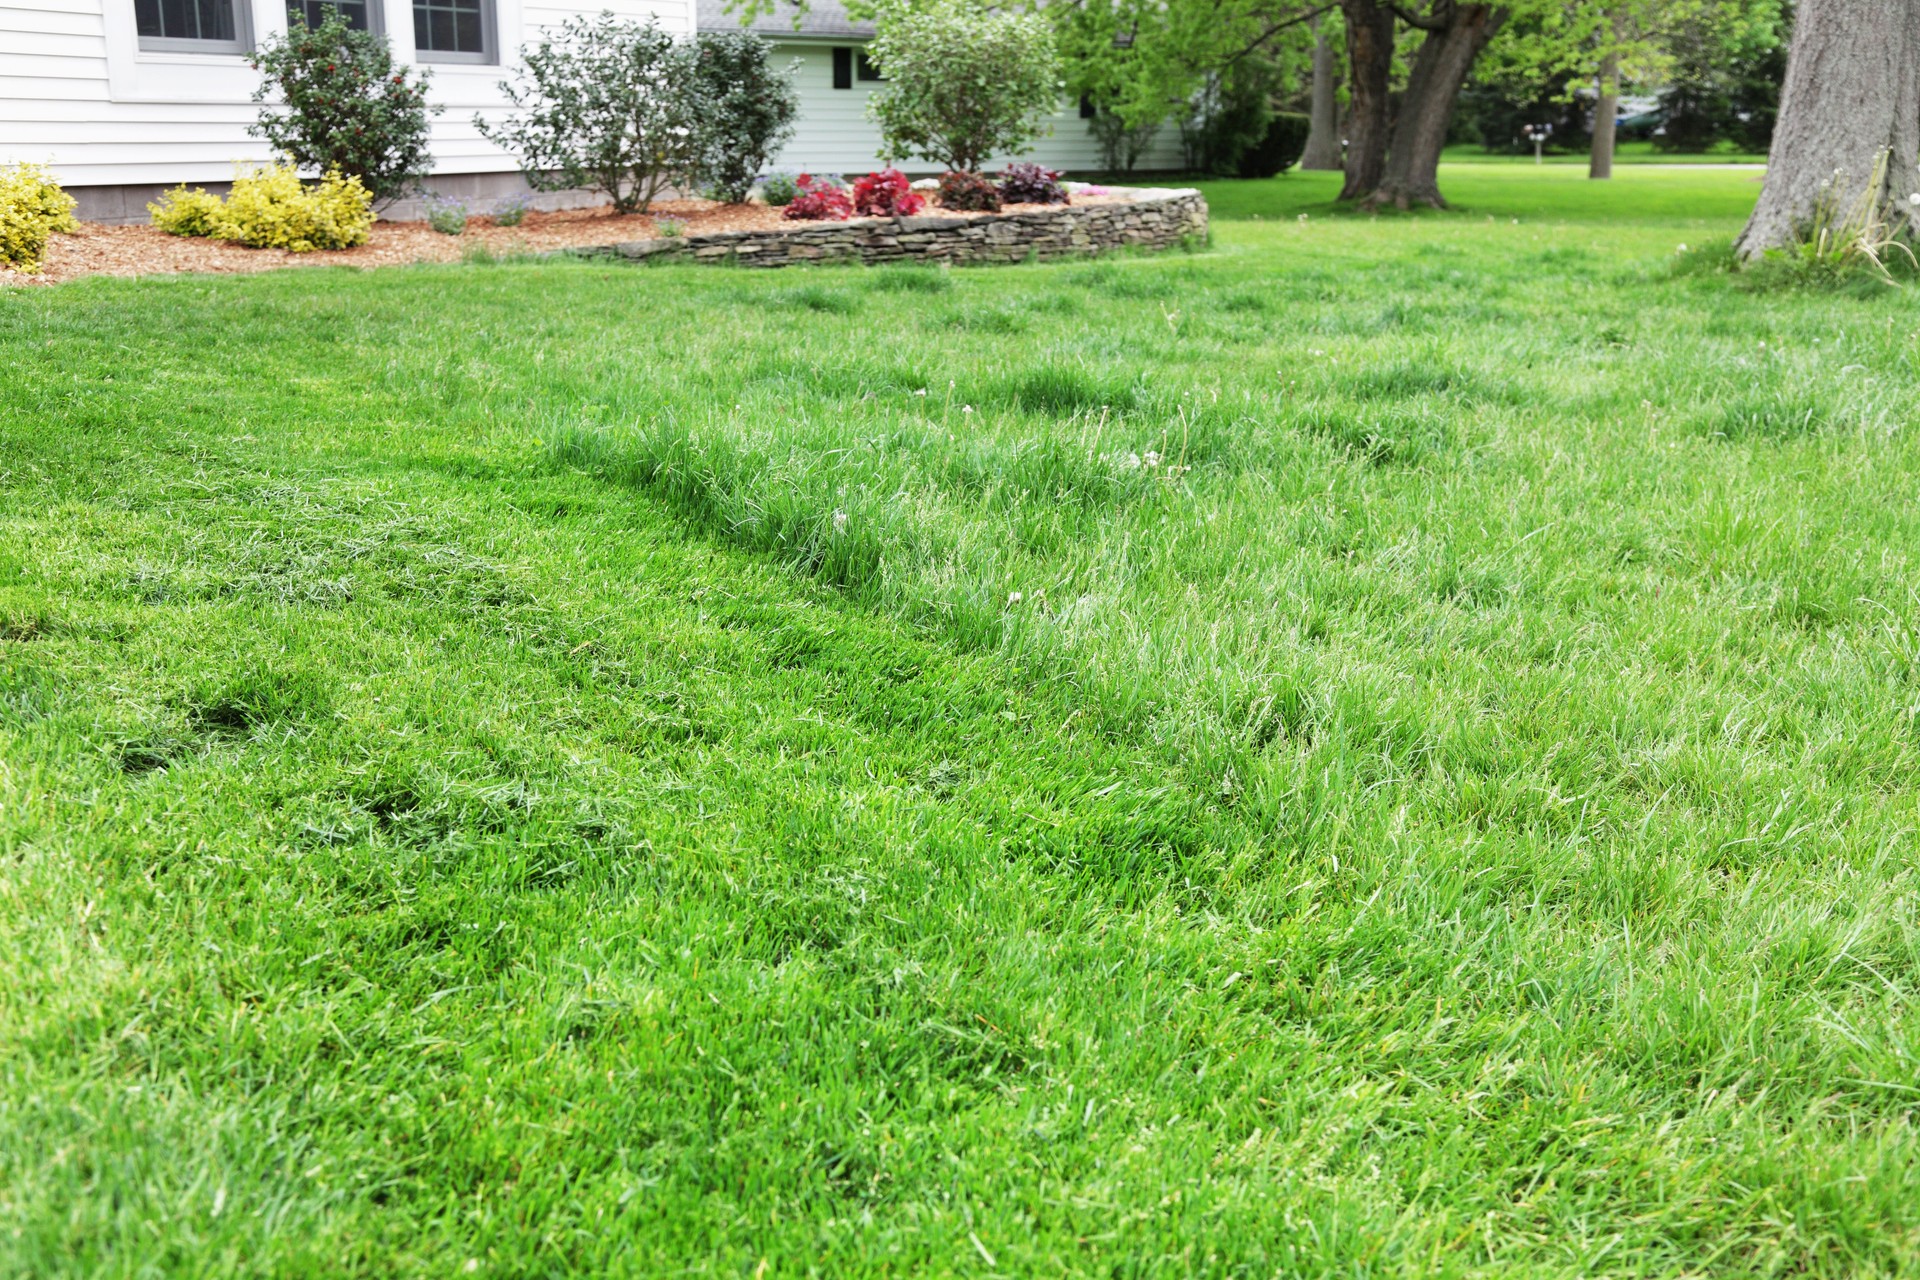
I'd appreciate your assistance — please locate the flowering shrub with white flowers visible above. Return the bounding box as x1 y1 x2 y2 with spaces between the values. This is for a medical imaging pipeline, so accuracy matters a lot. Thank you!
479 15 702 215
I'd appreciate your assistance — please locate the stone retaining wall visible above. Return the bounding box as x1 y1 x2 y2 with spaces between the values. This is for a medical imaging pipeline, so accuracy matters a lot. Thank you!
558 187 1207 269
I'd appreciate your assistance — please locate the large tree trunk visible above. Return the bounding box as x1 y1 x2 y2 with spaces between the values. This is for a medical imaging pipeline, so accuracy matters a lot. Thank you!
1589 48 1619 180
1301 13 1343 170
1363 4 1506 209
1737 0 1920 258
1338 0 1395 199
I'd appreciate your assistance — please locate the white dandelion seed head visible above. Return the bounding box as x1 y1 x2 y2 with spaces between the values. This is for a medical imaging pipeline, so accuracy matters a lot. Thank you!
1007 591 1023 605
1143 449 1162 469
832 509 848 533
962 405 973 414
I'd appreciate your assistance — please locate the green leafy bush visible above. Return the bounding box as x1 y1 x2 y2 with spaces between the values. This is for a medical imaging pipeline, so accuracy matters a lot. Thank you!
149 165 373 252
868 0 1063 173
424 193 467 235
248 6 438 205
1181 63 1274 176
147 185 224 238
761 171 801 206
690 31 798 204
1237 111 1310 179
491 192 531 226
0 163 79 274
479 14 699 215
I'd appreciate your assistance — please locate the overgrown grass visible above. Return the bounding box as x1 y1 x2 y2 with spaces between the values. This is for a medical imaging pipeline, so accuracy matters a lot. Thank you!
4 165 1920 1277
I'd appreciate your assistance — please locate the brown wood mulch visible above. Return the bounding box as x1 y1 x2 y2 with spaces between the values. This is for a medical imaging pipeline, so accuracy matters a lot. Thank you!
3 193 1130 286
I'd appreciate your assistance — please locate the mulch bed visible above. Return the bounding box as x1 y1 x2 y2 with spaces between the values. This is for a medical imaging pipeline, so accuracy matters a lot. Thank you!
4 194 1129 286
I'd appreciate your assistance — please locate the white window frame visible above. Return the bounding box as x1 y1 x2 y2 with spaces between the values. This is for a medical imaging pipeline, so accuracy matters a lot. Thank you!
108 0 283 103
409 0 496 64
135 0 254 55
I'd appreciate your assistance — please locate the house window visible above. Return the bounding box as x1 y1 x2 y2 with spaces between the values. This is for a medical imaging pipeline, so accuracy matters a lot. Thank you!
135 0 250 53
288 0 378 31
832 46 852 89
856 50 882 81
413 0 492 62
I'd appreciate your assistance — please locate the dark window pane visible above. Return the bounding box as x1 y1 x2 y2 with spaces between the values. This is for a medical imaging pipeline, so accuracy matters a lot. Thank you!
288 0 373 30
199 0 234 39
139 0 240 42
414 0 485 53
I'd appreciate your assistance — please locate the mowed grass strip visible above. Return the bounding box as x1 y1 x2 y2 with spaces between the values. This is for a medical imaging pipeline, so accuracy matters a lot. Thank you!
2 166 1919 1277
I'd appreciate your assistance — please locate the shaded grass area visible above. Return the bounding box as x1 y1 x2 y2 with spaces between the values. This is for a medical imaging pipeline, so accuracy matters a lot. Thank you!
4 166 1920 1276
1197 160 1768 223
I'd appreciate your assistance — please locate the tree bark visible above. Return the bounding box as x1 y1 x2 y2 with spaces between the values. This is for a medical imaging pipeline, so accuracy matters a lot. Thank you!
1337 0 1395 199
1301 13 1343 170
1737 0 1920 258
1362 4 1506 209
1589 48 1619 180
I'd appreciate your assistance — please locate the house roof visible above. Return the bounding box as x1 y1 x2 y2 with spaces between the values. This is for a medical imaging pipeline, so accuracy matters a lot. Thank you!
694 0 875 40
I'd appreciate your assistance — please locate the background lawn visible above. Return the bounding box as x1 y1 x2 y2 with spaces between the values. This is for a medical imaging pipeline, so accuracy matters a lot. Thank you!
4 164 1918 1278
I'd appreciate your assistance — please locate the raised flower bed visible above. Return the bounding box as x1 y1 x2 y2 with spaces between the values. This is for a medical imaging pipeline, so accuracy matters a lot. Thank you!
559 185 1208 269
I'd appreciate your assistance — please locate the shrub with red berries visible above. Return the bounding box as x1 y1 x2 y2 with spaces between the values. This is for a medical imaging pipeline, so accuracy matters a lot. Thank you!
248 7 439 205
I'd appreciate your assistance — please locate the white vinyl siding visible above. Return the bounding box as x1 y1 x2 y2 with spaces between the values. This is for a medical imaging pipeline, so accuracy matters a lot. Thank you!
0 0 696 189
767 41 1185 177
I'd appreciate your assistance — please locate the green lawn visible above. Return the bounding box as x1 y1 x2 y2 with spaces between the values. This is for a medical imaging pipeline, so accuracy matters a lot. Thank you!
1441 139 1770 166
4 165 1919 1278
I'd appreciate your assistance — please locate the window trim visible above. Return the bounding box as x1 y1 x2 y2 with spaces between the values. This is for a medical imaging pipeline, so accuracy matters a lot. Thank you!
136 0 253 55
412 0 495 64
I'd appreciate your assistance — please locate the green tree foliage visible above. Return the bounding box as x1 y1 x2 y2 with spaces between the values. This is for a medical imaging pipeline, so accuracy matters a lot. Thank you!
1057 0 1315 148
248 5 439 205
867 0 1064 173
1478 0 1786 139
690 31 799 204
478 14 700 214
1654 1 1789 151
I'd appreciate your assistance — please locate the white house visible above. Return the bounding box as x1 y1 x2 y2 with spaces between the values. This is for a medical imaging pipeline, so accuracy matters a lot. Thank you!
691 0 1183 178
1 0 1176 224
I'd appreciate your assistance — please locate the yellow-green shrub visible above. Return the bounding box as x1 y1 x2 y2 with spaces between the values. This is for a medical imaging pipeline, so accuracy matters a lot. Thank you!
0 164 80 274
148 165 374 253
148 185 225 238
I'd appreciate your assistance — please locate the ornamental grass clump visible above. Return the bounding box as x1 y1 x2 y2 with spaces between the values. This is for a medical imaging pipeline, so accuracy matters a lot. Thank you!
149 165 374 252
0 163 79 274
